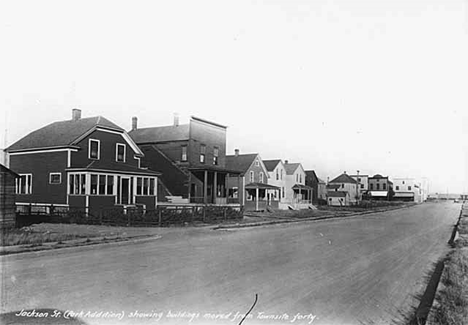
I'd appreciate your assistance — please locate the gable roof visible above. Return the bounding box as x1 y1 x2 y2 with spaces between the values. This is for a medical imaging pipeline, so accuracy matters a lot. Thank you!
305 170 319 181
263 159 282 172
284 163 301 175
329 173 357 184
6 116 123 152
225 154 259 173
129 124 190 144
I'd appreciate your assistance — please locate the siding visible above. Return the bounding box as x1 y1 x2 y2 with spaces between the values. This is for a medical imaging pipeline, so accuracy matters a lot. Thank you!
188 119 227 168
0 171 17 228
9 151 68 204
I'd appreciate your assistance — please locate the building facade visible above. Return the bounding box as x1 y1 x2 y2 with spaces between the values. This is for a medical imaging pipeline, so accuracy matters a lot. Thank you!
129 115 241 205
5 109 160 216
284 161 312 209
327 173 359 206
367 174 393 200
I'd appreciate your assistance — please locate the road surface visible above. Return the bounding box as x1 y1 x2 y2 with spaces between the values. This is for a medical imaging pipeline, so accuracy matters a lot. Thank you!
1 202 460 325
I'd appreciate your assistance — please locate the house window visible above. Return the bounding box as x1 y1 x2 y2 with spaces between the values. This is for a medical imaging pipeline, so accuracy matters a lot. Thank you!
396 186 399 190
376 184 380 190
276 170 279 180
260 172 264 183
357 178 361 182
116 143 126 162
91 175 98 194
107 176 114 195
136 177 156 196
69 174 86 195
403 181 405 184
361 184 364 189
383 183 387 190
300 174 302 183
281 169 283 180
255 160 259 167
89 139 100 160
342 184 344 188
181 145 187 162
282 187 285 198
49 173 61 184
370 184 374 190
200 145 206 163
99 175 106 194
213 147 219 165
250 171 254 183
408 186 412 191
16 174 32 194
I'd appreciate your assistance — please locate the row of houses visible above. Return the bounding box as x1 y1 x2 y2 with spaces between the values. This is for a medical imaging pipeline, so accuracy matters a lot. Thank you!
1 110 430 223
2 110 330 220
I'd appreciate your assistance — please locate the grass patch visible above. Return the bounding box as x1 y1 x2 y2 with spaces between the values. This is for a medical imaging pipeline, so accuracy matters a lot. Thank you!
1 227 89 246
431 248 468 325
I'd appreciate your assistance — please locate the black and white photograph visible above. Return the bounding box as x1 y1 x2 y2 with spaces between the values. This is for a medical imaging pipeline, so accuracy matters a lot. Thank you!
1 1 468 324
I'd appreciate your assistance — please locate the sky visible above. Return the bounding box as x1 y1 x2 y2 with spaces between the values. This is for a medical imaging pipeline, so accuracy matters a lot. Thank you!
1 0 467 194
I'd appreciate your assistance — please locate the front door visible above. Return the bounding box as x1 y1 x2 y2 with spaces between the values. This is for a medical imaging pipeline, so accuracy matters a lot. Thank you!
121 177 130 205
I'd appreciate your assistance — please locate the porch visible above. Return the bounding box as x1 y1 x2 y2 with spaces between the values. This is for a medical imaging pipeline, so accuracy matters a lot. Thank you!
188 167 242 205
244 183 280 211
292 184 313 204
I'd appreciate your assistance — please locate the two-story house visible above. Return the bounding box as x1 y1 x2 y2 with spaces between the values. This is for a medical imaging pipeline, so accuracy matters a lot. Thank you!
284 161 312 209
129 115 241 205
327 173 359 206
350 173 369 196
368 174 393 200
304 170 320 204
263 159 287 203
5 109 160 216
225 151 279 211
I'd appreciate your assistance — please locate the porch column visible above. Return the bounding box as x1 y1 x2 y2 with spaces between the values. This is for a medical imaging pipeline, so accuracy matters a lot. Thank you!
237 175 242 205
204 170 208 204
256 188 259 211
214 171 218 203
226 173 230 203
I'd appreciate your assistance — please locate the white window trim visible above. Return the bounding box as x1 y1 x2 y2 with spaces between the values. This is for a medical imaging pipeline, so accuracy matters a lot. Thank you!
115 143 126 162
134 156 141 168
49 172 62 184
88 139 101 160
16 173 33 194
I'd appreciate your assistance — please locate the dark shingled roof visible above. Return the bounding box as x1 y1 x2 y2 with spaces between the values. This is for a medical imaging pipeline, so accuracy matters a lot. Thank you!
263 159 282 172
128 124 190 144
329 173 358 184
225 154 258 173
284 163 301 175
7 116 122 152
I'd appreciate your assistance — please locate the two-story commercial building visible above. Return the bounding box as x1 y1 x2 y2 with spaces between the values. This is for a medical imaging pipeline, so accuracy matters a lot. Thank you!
129 115 241 205
5 109 160 216
368 174 393 200
392 177 425 202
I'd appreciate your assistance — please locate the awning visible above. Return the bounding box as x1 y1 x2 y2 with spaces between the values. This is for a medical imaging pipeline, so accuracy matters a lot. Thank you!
245 182 280 190
369 191 388 197
393 192 414 198
292 184 312 190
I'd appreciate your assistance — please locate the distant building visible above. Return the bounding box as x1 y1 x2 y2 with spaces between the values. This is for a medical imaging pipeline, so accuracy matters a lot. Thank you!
350 174 368 195
392 177 425 202
304 170 320 204
317 178 327 202
263 159 287 204
327 173 359 206
284 161 313 209
368 174 393 201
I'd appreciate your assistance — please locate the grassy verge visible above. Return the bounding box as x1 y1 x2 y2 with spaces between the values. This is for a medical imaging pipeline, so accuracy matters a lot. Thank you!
1 227 90 246
430 206 468 325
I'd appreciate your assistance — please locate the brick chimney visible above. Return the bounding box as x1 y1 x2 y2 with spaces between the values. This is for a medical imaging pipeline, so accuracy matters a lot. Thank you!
174 113 179 127
234 149 239 157
72 108 81 121
285 160 289 164
132 117 138 131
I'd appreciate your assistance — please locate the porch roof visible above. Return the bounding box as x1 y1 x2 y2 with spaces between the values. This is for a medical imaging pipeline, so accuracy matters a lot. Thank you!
188 166 242 175
292 184 313 190
67 160 161 176
245 182 280 190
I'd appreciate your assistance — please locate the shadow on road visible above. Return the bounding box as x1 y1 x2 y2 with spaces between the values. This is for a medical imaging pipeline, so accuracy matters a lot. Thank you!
0 309 87 325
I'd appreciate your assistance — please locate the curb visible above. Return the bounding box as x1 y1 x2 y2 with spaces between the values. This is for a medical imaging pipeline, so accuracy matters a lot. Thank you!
0 234 162 256
213 204 412 230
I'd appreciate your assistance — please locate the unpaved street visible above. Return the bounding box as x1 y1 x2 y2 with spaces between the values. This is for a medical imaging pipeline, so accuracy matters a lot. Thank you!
1 202 460 325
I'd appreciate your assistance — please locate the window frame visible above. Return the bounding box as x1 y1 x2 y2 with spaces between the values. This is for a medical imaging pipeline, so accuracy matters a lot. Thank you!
16 173 33 194
115 143 126 162
213 147 219 165
88 139 101 160
49 172 62 185
200 144 206 164
181 145 188 162
250 171 254 183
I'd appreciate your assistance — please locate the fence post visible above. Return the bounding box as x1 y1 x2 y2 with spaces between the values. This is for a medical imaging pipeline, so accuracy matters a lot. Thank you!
224 207 227 221
158 208 162 227
191 207 194 224
203 205 206 222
